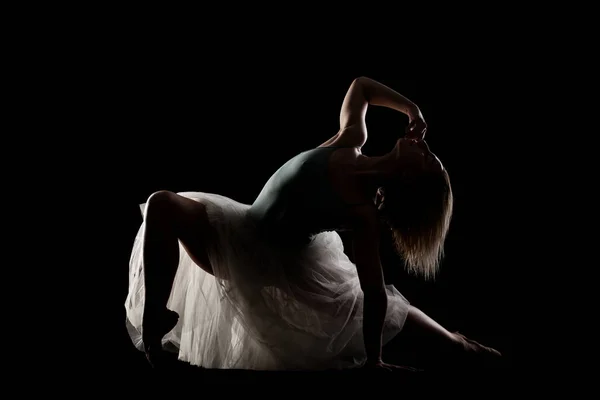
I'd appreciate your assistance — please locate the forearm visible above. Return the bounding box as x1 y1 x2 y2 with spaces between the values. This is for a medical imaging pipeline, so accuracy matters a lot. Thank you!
357 77 420 119
362 289 388 362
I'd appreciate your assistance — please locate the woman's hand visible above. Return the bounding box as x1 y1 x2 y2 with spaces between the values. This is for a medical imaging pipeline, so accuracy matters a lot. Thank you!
362 360 422 372
405 109 427 140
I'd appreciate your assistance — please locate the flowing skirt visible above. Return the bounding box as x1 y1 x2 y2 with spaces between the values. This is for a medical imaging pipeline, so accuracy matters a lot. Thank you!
125 192 410 370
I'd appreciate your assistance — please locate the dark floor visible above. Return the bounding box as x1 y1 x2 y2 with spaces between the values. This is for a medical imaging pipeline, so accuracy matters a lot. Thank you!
111 332 511 388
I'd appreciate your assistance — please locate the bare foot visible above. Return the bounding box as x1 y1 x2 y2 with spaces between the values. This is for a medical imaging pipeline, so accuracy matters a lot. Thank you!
454 332 501 356
142 309 179 367
451 332 502 368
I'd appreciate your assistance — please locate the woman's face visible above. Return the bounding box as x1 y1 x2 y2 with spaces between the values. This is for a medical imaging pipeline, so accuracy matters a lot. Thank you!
396 138 443 172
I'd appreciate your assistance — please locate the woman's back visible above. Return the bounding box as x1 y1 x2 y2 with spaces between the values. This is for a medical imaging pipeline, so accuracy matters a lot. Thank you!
248 146 353 243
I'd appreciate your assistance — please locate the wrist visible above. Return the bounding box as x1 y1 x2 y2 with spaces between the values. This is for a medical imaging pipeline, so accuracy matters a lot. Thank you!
406 105 421 120
365 357 382 366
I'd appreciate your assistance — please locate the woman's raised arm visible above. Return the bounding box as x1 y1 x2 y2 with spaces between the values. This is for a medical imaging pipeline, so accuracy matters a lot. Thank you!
339 77 427 141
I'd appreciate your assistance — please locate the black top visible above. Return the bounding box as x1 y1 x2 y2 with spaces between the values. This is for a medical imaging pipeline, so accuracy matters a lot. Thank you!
248 146 367 244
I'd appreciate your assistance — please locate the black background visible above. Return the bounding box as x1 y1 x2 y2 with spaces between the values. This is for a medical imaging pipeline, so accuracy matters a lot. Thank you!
70 34 515 382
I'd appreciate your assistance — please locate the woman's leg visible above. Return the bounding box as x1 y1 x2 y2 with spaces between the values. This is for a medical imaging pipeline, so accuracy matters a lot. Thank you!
141 190 215 362
384 305 501 369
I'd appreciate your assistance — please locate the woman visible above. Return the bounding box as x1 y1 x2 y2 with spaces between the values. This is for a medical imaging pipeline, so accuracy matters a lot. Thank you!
125 77 501 371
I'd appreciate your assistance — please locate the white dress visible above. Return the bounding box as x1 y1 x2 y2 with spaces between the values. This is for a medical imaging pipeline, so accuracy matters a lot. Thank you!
125 191 410 370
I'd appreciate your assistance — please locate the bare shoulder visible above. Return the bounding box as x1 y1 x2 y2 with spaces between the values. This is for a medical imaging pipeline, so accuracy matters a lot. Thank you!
319 128 366 149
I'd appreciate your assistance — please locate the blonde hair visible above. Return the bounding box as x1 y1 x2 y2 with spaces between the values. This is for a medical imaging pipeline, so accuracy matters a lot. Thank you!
380 168 453 280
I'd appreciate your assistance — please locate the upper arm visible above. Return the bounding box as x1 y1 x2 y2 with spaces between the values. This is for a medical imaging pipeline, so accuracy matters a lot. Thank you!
338 78 368 147
352 207 385 293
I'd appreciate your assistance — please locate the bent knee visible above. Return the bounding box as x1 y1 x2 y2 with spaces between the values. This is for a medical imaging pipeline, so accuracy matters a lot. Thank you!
147 190 177 203
146 190 178 208
143 190 179 219
145 191 210 229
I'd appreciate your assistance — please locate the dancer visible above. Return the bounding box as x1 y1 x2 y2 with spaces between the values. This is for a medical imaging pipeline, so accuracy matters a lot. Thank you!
125 76 501 371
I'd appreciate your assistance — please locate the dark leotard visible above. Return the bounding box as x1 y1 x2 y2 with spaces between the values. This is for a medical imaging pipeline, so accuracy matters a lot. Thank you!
248 146 367 245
